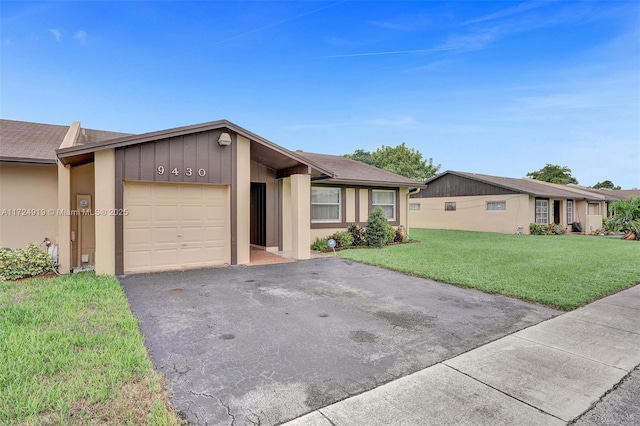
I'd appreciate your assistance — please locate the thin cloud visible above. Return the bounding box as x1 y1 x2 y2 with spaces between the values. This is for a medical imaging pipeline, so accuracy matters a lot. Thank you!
364 116 417 127
49 28 61 41
326 48 435 58
74 30 88 44
462 1 546 26
285 121 353 131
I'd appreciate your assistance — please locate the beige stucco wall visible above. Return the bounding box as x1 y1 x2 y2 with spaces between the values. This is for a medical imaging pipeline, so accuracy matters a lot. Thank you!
281 177 292 252
409 194 532 234
345 188 356 223
236 135 251 265
290 174 311 260
94 150 115 275
57 163 71 273
358 188 368 222
0 164 58 249
70 163 96 268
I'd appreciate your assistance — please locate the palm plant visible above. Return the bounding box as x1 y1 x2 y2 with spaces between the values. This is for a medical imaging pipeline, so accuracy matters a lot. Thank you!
606 197 640 239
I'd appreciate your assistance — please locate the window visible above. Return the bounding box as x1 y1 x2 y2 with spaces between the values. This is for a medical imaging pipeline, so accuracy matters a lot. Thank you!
535 199 549 224
311 187 341 223
409 203 421 211
567 200 573 223
372 189 396 220
486 201 506 211
445 202 456 211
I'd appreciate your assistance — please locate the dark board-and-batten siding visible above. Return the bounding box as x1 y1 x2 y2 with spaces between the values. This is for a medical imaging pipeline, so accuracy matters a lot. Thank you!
412 174 519 198
120 130 233 184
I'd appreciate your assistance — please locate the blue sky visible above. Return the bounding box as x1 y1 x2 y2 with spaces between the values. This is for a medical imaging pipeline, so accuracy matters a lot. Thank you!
2 1 639 188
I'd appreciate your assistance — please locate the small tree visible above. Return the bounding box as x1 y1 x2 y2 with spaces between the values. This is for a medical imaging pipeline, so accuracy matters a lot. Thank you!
365 207 389 248
593 180 621 190
526 164 578 184
344 149 375 166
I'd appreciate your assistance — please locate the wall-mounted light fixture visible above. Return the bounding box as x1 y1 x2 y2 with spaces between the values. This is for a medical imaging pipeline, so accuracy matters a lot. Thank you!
218 132 232 146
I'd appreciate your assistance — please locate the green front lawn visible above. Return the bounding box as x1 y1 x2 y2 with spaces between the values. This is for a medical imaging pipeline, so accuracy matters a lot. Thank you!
338 229 640 310
0 273 181 425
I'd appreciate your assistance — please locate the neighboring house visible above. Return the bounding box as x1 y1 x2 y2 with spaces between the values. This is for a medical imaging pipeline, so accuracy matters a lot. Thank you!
572 186 640 217
0 119 422 276
409 171 609 235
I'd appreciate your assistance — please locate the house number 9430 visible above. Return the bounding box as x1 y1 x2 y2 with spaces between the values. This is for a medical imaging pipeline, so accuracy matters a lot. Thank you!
157 166 206 177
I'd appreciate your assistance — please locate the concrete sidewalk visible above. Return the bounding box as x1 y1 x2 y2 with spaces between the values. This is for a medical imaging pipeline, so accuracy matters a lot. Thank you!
284 285 640 426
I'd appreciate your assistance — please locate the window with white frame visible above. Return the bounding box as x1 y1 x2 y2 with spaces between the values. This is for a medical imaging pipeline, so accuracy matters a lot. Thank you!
486 201 506 211
445 202 456 211
372 189 396 220
311 187 341 223
535 199 549 224
409 203 421 211
567 200 573 223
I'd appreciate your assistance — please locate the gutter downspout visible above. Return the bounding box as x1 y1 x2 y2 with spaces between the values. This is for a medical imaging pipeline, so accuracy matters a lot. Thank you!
405 187 422 240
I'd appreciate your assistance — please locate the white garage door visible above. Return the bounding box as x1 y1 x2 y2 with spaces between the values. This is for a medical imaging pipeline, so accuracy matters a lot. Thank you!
124 181 229 273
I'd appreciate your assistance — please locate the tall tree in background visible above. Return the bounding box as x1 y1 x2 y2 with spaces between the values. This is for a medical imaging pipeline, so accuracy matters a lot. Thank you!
345 143 440 181
344 149 375 165
526 164 578 184
593 180 621 190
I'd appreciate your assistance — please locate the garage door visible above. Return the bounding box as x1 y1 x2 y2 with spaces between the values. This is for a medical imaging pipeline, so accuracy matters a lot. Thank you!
124 181 229 273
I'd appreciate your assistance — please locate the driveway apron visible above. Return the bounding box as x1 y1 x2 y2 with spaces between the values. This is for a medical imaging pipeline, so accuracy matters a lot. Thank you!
120 258 559 425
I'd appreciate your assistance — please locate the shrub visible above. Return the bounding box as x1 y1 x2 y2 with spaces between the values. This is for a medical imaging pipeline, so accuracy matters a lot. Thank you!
607 197 640 238
385 224 396 244
394 227 405 243
347 223 366 246
310 237 329 251
0 243 53 281
365 207 389 248
331 230 354 248
529 223 565 235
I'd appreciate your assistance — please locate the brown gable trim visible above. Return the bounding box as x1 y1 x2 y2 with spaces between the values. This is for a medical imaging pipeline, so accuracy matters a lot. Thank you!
56 119 335 178
423 170 604 201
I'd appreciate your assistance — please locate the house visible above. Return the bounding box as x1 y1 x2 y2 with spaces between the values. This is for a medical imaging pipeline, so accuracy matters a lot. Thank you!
409 171 609 235
0 119 422 276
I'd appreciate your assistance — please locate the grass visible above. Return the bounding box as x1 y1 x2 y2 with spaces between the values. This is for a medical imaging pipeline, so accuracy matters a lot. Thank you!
0 273 182 425
338 229 640 310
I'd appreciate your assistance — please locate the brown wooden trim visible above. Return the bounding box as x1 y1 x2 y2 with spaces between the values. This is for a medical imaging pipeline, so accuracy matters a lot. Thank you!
309 186 371 230
114 148 124 275
277 164 311 179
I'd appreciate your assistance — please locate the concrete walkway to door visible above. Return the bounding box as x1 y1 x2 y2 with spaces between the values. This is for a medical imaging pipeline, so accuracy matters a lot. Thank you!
285 284 640 426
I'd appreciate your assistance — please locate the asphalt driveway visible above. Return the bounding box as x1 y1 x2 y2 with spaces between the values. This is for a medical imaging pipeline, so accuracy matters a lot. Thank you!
120 258 559 425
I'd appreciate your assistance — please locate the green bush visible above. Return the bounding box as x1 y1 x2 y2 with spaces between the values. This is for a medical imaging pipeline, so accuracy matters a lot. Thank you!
347 223 366 246
529 223 565 235
311 237 329 251
385 224 396 244
331 230 354 248
0 243 53 281
365 207 389 248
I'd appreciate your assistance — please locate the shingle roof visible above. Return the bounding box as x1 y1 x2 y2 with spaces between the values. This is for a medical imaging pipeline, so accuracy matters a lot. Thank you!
575 187 640 200
0 119 70 163
435 171 605 200
0 119 130 163
295 151 424 187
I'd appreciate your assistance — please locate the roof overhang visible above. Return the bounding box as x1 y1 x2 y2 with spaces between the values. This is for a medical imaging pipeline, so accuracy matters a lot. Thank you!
311 177 426 189
0 156 56 166
55 119 335 178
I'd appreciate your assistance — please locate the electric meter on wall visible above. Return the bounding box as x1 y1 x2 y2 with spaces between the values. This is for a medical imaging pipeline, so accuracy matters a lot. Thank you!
76 195 92 211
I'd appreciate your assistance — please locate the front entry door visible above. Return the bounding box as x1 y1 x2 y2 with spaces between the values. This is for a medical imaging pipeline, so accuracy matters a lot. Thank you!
250 183 266 246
